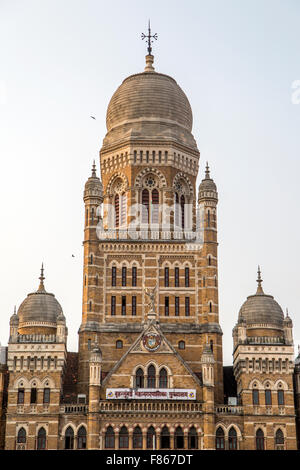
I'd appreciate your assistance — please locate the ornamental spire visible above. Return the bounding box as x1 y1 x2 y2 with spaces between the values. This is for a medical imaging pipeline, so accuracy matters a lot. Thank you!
205 162 210 179
142 20 157 72
256 265 264 294
38 263 46 292
92 160 97 177
141 20 158 55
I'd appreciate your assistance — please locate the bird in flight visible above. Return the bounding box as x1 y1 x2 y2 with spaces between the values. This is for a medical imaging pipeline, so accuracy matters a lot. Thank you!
90 116 96 120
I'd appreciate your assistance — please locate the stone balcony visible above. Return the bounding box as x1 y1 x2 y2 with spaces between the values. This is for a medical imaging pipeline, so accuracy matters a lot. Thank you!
215 405 244 415
99 400 202 414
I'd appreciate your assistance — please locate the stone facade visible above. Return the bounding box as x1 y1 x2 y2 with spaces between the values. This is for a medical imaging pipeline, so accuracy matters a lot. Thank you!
0 52 299 451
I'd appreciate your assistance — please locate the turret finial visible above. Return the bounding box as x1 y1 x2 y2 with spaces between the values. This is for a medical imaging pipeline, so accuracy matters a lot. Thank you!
205 162 210 179
256 265 264 294
38 263 46 292
92 160 97 177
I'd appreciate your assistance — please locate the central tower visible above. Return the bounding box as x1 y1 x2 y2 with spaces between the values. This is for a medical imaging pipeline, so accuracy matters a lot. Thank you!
78 50 224 404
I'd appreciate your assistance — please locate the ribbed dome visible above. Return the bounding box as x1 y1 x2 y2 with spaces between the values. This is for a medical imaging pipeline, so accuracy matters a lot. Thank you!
102 56 198 151
17 266 63 326
238 293 284 327
238 269 284 327
18 291 62 325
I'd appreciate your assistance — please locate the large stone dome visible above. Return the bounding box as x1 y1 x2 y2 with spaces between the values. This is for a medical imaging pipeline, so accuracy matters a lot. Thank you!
102 55 198 151
17 266 63 330
238 293 284 327
238 269 284 327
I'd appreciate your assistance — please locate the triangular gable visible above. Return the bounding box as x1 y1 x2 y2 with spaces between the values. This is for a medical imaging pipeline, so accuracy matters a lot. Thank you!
102 320 201 388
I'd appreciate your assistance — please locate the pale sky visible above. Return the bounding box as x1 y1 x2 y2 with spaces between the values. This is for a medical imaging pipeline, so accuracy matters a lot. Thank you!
0 0 299 365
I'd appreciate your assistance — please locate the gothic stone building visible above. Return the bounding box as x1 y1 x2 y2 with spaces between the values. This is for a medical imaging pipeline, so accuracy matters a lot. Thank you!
0 52 300 451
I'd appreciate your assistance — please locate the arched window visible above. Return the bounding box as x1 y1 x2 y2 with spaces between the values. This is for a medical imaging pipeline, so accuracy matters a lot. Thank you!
147 365 156 388
17 427 26 444
252 389 259 405
209 302 212 313
160 426 170 449
178 340 185 350
95 275 98 286
275 429 284 450
30 388 37 404
159 368 168 388
115 194 120 228
105 426 115 449
256 429 264 450
265 389 272 405
216 427 225 450
185 267 189 287
43 388 50 404
151 189 159 224
77 426 87 449
135 368 144 388
208 256 211 266
37 427 47 450
175 193 180 229
207 210 210 227
142 189 149 224
180 195 185 229
175 426 184 449
17 388 24 404
164 267 169 287
120 192 127 226
111 266 116 286
278 389 284 405
228 427 237 450
188 427 198 449
133 426 143 449
116 340 123 349
147 426 156 449
119 426 129 449
65 426 74 450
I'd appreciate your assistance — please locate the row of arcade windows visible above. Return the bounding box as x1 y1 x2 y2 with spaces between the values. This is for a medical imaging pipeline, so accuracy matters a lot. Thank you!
105 425 198 449
164 267 190 287
135 366 168 388
252 389 285 406
113 191 188 229
216 427 285 450
16 426 87 450
110 296 190 316
111 266 137 287
17 388 50 404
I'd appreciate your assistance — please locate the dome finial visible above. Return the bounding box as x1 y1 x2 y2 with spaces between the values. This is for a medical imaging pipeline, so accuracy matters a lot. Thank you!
141 20 157 72
92 160 97 177
205 162 210 179
256 265 264 294
38 263 46 292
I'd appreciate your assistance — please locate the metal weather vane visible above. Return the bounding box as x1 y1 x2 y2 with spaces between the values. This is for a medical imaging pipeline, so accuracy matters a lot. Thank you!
141 20 158 55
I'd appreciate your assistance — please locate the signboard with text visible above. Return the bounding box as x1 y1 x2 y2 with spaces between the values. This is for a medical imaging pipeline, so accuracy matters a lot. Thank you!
106 388 196 400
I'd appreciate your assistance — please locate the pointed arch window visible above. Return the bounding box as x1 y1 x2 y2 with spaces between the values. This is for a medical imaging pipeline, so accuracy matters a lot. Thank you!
216 427 225 450
133 426 143 449
105 426 115 449
65 426 74 450
77 426 87 449
175 426 184 449
256 429 264 450
17 427 26 444
164 267 169 287
180 195 185 229
17 388 24 404
175 193 180 229
159 368 168 388
278 390 284 405
161 426 170 449
120 192 127 226
147 365 156 388
228 427 237 450
185 267 190 287
142 189 149 224
37 428 47 450
151 189 159 224
147 426 156 449
119 426 129 449
188 427 198 449
43 388 50 404
135 368 144 388
114 194 119 228
275 429 284 450
265 389 272 405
